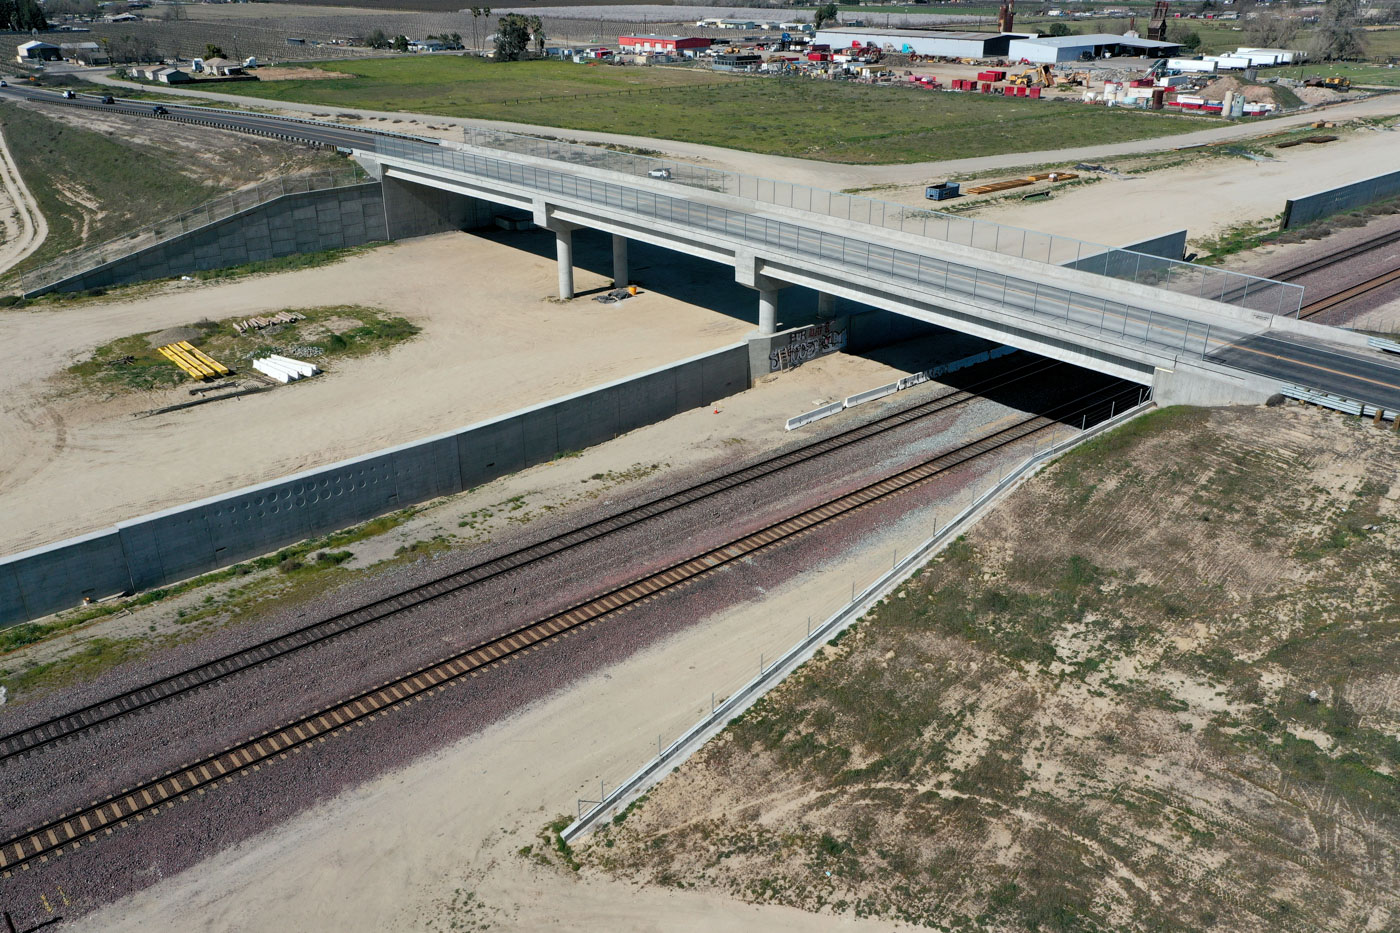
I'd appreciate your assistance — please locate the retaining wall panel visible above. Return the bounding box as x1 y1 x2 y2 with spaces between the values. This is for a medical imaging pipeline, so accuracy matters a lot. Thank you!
618 370 678 432
1 532 132 625
554 392 620 453
390 436 462 504
456 416 526 489
520 408 562 467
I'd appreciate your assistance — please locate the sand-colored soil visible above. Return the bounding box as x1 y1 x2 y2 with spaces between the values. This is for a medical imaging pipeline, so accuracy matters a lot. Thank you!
927 123 1400 247
0 231 758 554
0 123 46 275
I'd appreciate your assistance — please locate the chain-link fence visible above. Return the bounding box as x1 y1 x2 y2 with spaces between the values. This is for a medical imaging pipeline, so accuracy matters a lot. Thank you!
459 126 1303 317
19 170 365 295
380 135 1254 359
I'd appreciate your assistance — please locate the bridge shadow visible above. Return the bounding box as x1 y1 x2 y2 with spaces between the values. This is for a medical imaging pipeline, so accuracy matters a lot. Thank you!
469 224 1141 429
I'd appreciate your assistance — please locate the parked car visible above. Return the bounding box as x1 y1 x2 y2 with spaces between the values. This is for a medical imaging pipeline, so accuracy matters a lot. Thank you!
647 168 673 180
152 105 168 115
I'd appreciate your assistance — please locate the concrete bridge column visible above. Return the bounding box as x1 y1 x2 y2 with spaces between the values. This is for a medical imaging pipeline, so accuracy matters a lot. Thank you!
758 284 780 336
611 234 629 287
555 226 575 300
817 292 837 319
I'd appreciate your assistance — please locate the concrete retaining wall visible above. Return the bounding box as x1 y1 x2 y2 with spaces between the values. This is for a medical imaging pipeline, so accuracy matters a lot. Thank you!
38 183 389 295
1282 169 1400 230
0 343 752 627
36 179 503 296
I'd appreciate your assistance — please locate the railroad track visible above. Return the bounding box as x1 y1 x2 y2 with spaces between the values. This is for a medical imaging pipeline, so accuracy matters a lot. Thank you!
1272 227 1400 284
1300 266 1400 320
0 383 1141 876
0 357 1066 765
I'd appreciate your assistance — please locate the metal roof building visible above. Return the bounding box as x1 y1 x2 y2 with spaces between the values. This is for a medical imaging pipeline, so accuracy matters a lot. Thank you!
1007 33 1181 63
814 28 1017 59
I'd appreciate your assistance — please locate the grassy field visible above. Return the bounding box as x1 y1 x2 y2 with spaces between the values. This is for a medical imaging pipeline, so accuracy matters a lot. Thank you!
225 59 1214 163
224 55 734 112
0 101 348 275
0 104 217 271
586 404 1400 931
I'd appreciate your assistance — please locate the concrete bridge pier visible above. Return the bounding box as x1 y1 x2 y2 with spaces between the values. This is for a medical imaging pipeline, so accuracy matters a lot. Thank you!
612 234 629 287
757 284 781 336
817 292 837 319
554 226 575 299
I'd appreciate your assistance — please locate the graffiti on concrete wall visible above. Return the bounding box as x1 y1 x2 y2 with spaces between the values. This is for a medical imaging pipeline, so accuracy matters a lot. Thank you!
770 320 847 372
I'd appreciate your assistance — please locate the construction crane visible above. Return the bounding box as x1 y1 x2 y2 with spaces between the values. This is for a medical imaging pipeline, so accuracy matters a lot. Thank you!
1147 1 1170 42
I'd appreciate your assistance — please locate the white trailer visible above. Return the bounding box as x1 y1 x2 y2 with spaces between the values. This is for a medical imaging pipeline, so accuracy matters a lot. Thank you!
1168 57 1216 73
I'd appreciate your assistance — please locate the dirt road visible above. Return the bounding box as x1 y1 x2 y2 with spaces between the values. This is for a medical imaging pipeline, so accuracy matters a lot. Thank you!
0 121 47 277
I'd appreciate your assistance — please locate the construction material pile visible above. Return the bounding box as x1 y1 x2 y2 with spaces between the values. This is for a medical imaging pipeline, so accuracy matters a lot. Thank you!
233 311 305 334
1199 76 1280 104
252 354 320 384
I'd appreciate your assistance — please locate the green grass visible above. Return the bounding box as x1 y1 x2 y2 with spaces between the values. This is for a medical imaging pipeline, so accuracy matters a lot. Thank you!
1276 61 1400 88
221 55 733 113
0 102 218 271
67 304 420 394
222 59 1215 163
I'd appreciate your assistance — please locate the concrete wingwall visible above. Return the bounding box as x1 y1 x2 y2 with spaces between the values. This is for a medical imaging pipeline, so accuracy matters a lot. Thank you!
0 343 751 628
29 181 500 296
1282 169 1400 230
36 183 389 296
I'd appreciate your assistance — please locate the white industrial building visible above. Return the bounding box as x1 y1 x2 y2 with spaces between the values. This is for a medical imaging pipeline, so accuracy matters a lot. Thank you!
814 27 1016 59
1007 33 1181 63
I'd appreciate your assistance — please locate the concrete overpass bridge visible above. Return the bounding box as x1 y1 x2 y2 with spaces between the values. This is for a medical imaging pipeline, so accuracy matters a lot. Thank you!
357 130 1400 411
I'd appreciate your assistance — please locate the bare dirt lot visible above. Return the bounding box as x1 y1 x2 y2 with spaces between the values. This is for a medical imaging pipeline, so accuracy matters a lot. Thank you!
584 404 1400 932
0 230 763 555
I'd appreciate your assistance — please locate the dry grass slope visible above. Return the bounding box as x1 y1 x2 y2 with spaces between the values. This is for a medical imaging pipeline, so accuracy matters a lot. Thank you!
585 404 1400 932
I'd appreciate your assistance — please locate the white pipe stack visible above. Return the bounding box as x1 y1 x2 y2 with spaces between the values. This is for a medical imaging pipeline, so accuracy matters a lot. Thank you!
252 355 320 384
267 354 319 378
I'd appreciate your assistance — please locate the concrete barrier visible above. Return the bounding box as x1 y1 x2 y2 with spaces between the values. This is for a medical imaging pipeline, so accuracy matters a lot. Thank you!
1282 169 1400 230
0 343 751 627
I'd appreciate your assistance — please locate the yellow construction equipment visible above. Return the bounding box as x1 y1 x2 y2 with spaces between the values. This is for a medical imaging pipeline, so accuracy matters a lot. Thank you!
1008 64 1054 87
157 341 230 381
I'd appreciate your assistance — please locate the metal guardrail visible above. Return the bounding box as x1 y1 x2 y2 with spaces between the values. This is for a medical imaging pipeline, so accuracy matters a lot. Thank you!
460 126 1303 317
19 170 365 294
560 392 1156 843
1280 383 1398 421
1368 336 1400 355
377 136 1246 367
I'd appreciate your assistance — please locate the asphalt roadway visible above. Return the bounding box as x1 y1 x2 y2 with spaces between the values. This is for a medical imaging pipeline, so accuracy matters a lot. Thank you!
7 83 1400 411
1208 333 1400 411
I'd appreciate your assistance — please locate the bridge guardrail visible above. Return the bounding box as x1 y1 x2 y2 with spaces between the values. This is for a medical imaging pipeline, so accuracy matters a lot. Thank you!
460 126 1303 318
377 135 1245 367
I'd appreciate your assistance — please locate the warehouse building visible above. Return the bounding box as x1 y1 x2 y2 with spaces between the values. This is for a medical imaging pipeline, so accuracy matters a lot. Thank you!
1007 33 1181 63
618 35 712 55
814 27 1017 59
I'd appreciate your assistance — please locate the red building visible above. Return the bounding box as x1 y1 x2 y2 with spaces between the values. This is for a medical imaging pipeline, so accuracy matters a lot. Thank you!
617 35 712 55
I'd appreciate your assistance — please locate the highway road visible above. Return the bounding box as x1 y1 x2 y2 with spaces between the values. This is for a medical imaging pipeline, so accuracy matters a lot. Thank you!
8 82 1400 412
0 82 422 150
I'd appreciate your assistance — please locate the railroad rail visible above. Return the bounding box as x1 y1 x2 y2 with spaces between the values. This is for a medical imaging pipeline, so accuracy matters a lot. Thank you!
1300 266 1400 320
0 357 1065 765
0 382 1141 876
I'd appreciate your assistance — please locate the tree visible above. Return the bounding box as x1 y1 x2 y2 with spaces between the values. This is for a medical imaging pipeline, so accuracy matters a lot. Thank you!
812 2 840 29
1169 23 1202 50
391 34 410 53
529 15 545 55
1310 0 1366 60
1244 12 1298 49
6 0 48 31
204 43 224 59
469 7 492 50
494 13 531 61
1047 22 1073 37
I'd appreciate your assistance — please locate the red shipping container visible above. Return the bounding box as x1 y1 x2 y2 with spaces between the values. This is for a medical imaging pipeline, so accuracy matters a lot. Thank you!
1028 86 1041 98
981 82 992 93
987 69 1006 81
